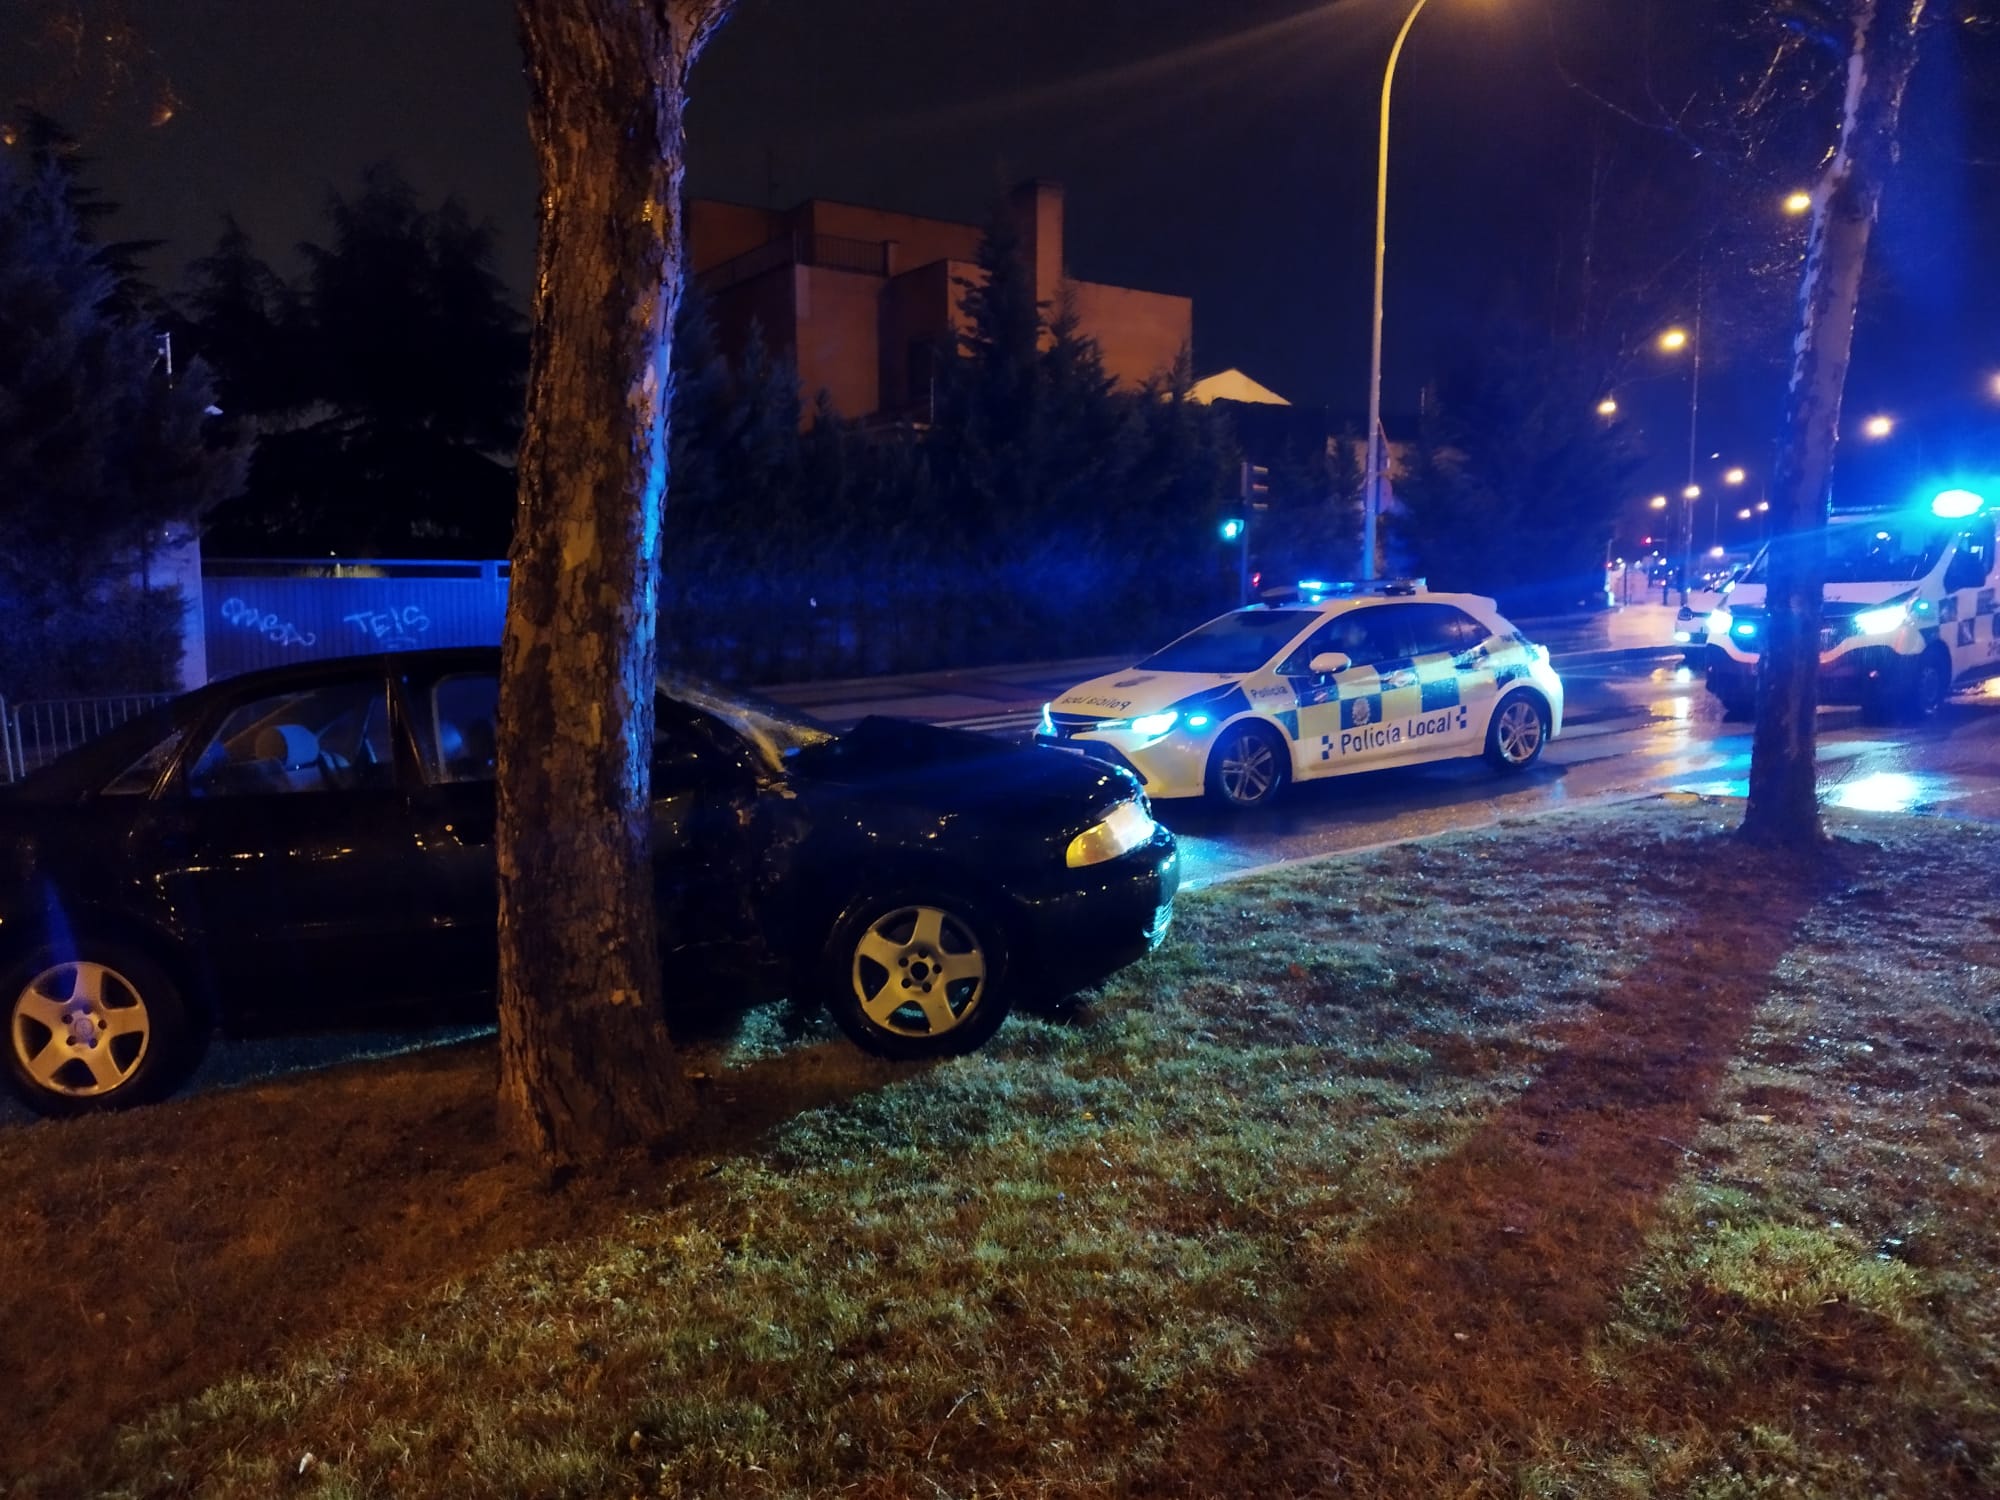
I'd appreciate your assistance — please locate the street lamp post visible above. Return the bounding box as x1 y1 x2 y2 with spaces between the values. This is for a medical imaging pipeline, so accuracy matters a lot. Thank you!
1361 0 1435 582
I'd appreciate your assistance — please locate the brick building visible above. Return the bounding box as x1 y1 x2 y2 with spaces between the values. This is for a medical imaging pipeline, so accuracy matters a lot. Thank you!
688 180 1192 424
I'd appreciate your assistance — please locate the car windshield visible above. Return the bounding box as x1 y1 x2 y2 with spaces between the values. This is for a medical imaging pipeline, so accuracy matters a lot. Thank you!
1744 521 1950 586
1138 610 1321 675
661 671 835 767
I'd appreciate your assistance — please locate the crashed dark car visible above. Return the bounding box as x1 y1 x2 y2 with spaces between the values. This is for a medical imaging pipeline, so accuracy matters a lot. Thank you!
0 648 1178 1116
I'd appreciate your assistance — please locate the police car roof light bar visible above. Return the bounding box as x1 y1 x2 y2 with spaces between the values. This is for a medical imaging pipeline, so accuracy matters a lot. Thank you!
1294 577 1427 598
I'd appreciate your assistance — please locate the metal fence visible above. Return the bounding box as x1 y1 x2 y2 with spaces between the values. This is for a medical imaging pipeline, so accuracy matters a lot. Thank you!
0 693 175 785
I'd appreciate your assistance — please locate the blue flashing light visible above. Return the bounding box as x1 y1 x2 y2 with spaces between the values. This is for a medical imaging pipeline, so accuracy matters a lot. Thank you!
1220 518 1245 542
1932 488 1986 520
1732 620 1758 639
1297 578 1329 591
1185 713 1212 730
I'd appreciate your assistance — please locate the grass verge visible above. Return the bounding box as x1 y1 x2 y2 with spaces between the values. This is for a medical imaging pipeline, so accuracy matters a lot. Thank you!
3 797 1998 1498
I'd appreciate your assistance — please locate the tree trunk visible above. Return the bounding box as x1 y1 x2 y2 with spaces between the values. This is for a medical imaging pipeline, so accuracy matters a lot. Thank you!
497 0 733 1165
1741 0 1926 850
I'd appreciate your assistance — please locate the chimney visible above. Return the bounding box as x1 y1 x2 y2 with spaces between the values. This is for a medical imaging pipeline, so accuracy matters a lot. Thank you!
1006 179 1065 319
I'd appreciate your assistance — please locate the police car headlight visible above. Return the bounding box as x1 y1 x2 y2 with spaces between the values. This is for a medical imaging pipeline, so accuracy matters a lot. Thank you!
1040 703 1055 736
1706 608 1732 637
1065 800 1159 868
1854 601 1910 637
1129 710 1178 739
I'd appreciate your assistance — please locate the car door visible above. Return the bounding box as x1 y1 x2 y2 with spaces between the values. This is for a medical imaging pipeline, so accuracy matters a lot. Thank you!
138 669 436 1024
1287 606 1417 776
1397 602 1496 757
1938 517 1998 684
398 668 777 997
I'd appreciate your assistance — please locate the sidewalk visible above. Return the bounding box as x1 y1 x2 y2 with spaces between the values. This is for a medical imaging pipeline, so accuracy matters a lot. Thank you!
761 608 1687 731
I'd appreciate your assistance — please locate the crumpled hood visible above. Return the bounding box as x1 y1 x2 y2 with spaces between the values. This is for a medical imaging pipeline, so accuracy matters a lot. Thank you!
1049 668 1236 720
787 716 1138 819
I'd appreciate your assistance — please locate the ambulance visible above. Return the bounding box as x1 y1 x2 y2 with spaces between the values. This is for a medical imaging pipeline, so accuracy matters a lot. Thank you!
1704 488 2000 722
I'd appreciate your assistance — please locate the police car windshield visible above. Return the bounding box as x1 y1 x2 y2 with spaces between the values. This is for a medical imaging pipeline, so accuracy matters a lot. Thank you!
1745 521 1949 585
1139 610 1323 674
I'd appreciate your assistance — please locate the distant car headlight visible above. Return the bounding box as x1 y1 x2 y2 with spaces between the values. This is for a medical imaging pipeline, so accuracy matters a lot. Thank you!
1854 601 1910 637
1706 608 1732 637
1065 799 1159 868
1129 710 1178 739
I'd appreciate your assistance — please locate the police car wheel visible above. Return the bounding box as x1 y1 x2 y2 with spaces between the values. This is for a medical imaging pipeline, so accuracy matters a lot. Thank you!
1205 722 1289 810
1484 693 1549 771
1907 651 1950 721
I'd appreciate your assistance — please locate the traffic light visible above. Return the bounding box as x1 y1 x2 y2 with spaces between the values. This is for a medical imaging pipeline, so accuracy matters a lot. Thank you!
1219 517 1244 542
1240 462 1270 504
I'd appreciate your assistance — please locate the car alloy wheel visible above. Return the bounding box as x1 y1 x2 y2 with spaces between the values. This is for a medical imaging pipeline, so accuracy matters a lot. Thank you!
1212 724 1284 808
10 961 153 1099
1488 697 1546 770
849 904 989 1041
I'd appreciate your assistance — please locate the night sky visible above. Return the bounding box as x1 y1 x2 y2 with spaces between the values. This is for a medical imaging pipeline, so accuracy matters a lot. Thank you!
9 0 1998 518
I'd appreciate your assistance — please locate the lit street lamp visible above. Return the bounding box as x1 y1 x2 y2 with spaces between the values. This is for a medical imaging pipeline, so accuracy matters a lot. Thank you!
1863 414 1895 439
1683 484 1702 499
1649 494 1668 509
1362 0 1440 580
1783 190 1813 216
1724 467 1747 485
1595 396 1618 416
1658 327 1690 352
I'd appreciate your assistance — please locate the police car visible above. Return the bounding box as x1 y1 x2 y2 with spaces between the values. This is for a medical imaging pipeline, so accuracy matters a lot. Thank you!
1705 488 2000 723
1039 580 1565 810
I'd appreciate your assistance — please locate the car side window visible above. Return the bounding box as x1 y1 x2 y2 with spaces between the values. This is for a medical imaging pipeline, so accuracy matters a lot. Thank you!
1277 622 1345 676
429 673 501 783
1945 521 1994 592
1329 607 1409 666
1403 604 1486 658
102 728 188 797
185 680 395 797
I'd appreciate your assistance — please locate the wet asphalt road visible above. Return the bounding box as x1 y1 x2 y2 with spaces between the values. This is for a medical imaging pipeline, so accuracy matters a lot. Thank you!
1145 655 2000 888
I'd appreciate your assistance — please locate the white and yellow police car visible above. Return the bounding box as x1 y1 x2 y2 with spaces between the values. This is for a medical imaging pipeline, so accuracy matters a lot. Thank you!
1705 488 2000 723
1038 581 1565 810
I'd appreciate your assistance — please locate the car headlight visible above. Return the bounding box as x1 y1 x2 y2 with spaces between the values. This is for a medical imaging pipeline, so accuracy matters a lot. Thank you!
1129 710 1178 739
1854 601 1910 637
1706 608 1732 637
1065 799 1159 868
1040 703 1055 736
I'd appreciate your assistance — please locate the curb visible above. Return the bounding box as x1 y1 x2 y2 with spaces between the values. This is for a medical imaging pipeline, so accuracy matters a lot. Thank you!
1182 789 1675 892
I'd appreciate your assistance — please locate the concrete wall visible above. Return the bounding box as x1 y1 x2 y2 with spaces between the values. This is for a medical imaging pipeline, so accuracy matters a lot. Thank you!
877 259 958 417
794 200 982 273
689 200 781 273
795 265 882 418
1069 279 1192 390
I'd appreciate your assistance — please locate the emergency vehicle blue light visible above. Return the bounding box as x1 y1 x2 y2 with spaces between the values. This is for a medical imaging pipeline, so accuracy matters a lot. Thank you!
1931 488 1986 519
1297 579 1329 591
1732 620 1757 638
1220 518 1244 541
1186 713 1212 729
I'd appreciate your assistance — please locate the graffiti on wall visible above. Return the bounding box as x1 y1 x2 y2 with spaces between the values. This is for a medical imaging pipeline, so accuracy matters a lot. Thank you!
344 605 433 651
219 597 317 650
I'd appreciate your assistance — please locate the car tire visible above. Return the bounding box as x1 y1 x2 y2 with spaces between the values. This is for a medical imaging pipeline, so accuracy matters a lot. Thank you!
1484 692 1550 772
1204 721 1290 811
2 938 199 1117
1904 648 1951 722
818 890 1011 1060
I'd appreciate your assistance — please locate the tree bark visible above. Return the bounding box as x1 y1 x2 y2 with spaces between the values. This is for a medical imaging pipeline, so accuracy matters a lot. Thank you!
497 0 733 1165
1741 0 1927 850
